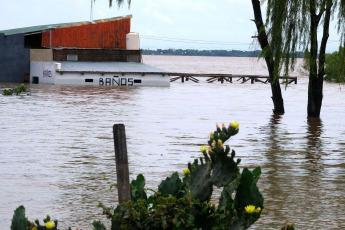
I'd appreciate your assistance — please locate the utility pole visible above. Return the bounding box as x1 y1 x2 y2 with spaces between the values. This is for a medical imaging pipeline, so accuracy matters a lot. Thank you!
90 0 94 22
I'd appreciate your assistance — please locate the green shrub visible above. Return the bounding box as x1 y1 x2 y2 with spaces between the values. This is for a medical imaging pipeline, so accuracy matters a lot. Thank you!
325 46 345 83
2 88 13 95
2 84 27 96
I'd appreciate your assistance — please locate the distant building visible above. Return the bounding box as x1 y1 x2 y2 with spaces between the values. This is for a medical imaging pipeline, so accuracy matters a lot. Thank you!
0 15 167 86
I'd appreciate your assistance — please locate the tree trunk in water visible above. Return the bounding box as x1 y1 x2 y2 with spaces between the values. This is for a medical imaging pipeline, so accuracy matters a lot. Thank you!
251 0 285 114
307 0 332 117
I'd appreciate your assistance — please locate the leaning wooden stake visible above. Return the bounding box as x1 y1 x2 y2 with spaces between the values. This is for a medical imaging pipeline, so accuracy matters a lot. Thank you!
113 124 131 203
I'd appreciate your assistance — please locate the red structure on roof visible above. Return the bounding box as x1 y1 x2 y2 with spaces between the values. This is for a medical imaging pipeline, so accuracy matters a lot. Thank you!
41 17 131 49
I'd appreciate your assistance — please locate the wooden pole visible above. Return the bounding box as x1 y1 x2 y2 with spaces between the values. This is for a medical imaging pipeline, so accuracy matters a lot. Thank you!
113 124 131 203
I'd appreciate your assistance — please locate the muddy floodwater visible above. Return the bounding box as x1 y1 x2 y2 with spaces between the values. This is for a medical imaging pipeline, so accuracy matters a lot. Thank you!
1 56 345 229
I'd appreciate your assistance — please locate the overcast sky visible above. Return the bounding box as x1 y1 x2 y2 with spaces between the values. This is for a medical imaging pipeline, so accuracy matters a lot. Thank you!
0 0 341 51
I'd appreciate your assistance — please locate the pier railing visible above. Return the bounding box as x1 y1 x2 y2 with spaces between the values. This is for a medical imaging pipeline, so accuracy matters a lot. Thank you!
169 73 297 84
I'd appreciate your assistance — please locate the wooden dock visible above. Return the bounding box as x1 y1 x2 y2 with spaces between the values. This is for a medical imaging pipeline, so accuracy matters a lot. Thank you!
169 73 297 84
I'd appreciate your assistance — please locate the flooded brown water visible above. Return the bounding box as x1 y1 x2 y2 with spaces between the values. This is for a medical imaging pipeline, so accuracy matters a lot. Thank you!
0 56 344 229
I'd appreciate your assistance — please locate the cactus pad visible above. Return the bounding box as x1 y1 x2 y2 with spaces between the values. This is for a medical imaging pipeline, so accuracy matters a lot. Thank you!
158 172 182 197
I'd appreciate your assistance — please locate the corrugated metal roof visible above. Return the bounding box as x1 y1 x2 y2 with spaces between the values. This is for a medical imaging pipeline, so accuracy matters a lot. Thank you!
58 61 169 73
0 15 132 36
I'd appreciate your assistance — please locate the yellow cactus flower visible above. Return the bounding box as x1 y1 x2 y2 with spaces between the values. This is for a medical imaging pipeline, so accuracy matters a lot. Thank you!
45 221 54 229
230 121 239 129
183 168 190 175
245 205 256 214
200 146 208 153
31 227 37 230
256 207 261 213
217 139 223 145
210 132 214 139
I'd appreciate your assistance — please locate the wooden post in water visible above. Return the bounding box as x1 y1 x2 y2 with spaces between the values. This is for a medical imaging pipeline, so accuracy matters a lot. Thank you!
113 124 131 203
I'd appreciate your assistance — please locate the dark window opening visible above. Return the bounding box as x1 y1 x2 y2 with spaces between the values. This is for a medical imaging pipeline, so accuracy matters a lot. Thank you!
85 79 94 82
24 33 43 49
32 76 39 84
134 79 142 83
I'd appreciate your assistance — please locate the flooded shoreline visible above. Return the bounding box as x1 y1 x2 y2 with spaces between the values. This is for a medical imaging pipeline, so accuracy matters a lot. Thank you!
1 56 344 229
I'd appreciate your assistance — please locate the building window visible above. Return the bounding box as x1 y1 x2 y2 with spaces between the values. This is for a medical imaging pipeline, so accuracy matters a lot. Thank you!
67 54 78 61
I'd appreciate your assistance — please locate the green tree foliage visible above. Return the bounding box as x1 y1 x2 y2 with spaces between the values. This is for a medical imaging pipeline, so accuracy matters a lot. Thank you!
105 0 131 8
263 0 345 117
264 0 345 76
324 46 345 83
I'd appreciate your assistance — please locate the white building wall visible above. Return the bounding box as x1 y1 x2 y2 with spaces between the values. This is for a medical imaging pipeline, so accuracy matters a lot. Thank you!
30 61 59 84
55 73 170 86
30 61 170 86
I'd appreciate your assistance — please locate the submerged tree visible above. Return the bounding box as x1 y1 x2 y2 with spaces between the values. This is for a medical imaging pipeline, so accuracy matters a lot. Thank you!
262 0 345 117
251 0 285 114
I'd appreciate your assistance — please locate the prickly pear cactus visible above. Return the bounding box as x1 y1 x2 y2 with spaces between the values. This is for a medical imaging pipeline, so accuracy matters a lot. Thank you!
234 167 264 211
130 174 147 202
211 150 240 187
158 172 182 197
184 159 213 202
35 215 58 230
183 122 241 201
108 122 264 230
219 177 241 208
93 220 107 230
11 206 29 230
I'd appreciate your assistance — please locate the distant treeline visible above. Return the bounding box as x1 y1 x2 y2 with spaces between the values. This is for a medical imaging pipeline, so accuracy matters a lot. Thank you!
142 49 261 57
142 49 304 58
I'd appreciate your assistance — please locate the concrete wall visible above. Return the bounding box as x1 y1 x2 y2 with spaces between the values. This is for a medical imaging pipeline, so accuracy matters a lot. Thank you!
0 33 30 82
30 61 57 84
30 49 53 62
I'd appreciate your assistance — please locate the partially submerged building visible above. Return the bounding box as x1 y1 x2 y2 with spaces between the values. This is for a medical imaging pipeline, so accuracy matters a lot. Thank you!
0 15 169 86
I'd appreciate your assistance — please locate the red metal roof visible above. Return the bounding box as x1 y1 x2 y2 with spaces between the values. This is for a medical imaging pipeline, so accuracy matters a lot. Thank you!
41 16 131 49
